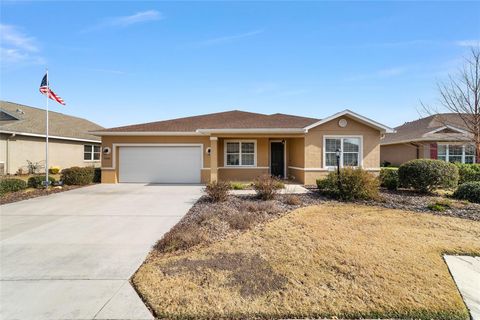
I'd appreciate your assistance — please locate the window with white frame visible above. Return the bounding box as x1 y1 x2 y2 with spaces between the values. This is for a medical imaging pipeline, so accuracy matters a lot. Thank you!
225 141 255 166
325 137 361 167
84 145 101 161
437 144 476 164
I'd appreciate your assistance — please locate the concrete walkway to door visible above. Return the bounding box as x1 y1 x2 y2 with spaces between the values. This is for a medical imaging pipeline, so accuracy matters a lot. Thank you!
0 183 204 320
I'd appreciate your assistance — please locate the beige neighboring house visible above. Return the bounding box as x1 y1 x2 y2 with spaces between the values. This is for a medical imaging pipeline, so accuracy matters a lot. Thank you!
92 109 393 185
0 101 104 175
380 113 476 166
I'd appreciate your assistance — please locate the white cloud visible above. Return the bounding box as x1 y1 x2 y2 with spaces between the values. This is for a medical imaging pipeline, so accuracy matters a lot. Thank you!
195 30 263 46
0 24 38 52
83 10 162 32
0 24 44 67
455 40 480 47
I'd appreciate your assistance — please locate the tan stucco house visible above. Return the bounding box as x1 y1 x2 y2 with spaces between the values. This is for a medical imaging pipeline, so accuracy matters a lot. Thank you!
380 114 476 166
92 109 393 185
0 101 104 175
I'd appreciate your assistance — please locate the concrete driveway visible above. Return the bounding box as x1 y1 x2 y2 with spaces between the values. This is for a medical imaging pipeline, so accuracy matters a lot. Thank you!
0 184 204 320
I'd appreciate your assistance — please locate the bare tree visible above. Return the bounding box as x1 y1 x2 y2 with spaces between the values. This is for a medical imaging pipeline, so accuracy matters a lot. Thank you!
422 47 480 163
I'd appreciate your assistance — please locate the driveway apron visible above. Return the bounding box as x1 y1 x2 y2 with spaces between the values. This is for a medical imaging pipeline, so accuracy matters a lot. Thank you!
0 184 203 320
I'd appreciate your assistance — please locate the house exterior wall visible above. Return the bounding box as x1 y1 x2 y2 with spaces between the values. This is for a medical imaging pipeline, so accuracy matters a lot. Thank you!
99 116 383 185
0 134 100 175
380 143 419 166
304 115 381 185
0 134 7 174
100 135 212 183
287 137 305 183
216 137 270 182
380 140 476 166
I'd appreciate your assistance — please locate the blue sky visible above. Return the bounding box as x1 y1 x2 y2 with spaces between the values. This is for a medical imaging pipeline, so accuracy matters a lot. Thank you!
1 1 479 129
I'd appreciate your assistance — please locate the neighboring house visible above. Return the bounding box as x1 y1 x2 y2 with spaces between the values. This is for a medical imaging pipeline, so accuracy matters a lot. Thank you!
0 101 104 175
92 109 393 185
380 113 476 166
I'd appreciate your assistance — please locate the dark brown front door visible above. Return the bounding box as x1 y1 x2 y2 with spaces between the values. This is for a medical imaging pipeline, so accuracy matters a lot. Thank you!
270 142 285 178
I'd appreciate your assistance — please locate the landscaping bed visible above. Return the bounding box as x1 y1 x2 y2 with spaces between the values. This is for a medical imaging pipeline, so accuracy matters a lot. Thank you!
0 185 86 205
134 203 480 320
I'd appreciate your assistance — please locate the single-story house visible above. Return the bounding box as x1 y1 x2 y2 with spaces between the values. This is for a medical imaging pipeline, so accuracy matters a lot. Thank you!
92 109 393 185
0 101 104 175
380 113 476 166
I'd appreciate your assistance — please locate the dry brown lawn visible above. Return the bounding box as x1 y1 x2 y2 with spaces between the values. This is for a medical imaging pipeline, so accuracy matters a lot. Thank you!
133 204 480 320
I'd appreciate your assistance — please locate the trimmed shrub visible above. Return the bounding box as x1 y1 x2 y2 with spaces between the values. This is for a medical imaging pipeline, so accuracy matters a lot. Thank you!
27 175 56 188
398 160 459 193
49 166 61 174
253 174 283 200
454 163 480 184
230 182 249 190
0 178 27 195
284 194 302 205
427 199 452 212
380 167 399 190
61 167 95 185
205 181 230 202
453 181 480 203
316 168 379 201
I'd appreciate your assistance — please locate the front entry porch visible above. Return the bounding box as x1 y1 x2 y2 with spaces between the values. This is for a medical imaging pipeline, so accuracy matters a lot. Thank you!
208 136 305 184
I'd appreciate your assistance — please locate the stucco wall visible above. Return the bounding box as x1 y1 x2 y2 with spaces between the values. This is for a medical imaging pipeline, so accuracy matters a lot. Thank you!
286 138 305 183
380 143 419 166
304 115 381 185
0 134 7 174
1 134 100 175
100 135 211 183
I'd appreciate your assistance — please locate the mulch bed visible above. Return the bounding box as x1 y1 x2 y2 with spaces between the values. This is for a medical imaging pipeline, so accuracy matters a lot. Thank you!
0 185 86 205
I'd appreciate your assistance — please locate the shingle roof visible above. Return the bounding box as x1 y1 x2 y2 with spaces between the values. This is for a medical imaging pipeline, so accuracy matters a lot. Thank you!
96 110 319 133
381 113 472 145
0 101 103 141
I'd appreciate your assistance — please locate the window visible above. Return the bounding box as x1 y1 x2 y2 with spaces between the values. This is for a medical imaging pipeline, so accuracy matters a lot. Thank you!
84 145 100 161
225 141 255 166
437 144 476 164
325 137 361 167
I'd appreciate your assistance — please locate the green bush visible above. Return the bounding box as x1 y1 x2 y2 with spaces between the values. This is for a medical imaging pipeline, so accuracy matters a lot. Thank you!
427 199 452 212
0 178 27 195
27 175 56 188
398 160 459 193
61 167 95 185
205 180 230 202
380 167 399 190
253 174 283 200
453 181 480 203
454 163 480 184
316 168 379 201
230 181 248 190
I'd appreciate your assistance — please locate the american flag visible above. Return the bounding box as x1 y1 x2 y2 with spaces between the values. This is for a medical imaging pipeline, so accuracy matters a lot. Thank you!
39 74 66 105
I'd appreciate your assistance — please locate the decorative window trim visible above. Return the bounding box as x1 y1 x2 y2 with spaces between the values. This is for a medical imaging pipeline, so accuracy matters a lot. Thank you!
437 143 476 164
323 135 363 168
224 140 257 167
84 144 101 162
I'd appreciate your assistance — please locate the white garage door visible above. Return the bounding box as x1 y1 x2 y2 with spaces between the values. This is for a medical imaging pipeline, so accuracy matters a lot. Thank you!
119 146 202 183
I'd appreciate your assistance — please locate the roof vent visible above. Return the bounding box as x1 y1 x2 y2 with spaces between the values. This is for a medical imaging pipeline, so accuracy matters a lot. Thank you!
16 108 24 115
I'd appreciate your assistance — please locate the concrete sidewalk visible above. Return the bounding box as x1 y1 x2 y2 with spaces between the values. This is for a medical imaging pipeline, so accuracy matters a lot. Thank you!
444 255 480 320
0 184 203 320
230 184 311 195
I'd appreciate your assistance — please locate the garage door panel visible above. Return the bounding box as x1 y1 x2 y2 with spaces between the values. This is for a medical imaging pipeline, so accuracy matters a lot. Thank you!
119 146 201 183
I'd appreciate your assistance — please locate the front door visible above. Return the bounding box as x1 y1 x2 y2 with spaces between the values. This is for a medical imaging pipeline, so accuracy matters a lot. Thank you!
270 142 285 178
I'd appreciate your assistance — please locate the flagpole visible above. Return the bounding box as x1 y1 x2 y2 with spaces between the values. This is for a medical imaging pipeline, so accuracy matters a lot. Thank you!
45 68 49 188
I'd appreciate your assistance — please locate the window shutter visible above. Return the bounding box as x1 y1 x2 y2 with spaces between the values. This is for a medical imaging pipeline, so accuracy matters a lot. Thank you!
430 143 438 159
